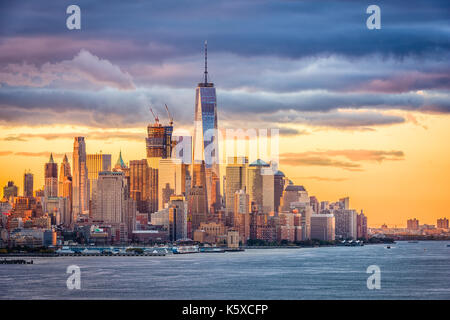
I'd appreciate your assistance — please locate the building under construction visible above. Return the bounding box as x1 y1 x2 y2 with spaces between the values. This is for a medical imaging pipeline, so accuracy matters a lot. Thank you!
146 105 174 159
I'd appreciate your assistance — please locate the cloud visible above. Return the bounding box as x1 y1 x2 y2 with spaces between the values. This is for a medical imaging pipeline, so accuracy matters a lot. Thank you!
0 0 449 62
2 131 146 142
280 155 362 171
0 1 449 132
280 149 405 170
0 49 135 90
5 151 69 158
294 176 348 182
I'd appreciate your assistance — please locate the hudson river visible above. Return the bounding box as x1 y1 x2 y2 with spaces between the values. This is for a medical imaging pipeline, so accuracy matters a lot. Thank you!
1 241 449 299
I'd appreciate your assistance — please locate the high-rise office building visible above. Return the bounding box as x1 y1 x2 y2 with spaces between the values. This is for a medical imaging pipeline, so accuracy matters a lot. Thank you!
129 159 158 214
72 137 89 218
92 171 125 224
274 170 285 213
87 153 112 199
192 41 220 213
311 214 335 241
246 159 276 214
169 195 188 241
158 158 187 210
58 154 72 219
23 171 33 197
44 153 58 198
225 157 248 214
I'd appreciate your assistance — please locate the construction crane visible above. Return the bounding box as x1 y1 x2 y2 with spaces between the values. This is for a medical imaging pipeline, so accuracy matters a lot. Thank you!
165 104 173 126
149 106 159 125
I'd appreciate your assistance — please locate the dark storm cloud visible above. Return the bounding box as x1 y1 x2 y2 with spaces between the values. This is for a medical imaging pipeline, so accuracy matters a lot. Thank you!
0 0 449 63
0 1 449 130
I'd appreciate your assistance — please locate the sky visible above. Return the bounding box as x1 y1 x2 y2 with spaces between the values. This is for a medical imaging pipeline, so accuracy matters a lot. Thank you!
0 0 449 227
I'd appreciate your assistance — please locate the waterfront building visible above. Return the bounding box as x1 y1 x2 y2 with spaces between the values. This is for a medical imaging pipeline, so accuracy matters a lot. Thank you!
334 209 358 239
357 210 368 239
194 221 226 244
72 137 89 218
227 230 240 248
23 171 33 197
310 214 335 241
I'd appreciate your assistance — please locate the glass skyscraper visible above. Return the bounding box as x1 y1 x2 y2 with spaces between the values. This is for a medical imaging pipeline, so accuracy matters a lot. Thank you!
193 41 220 212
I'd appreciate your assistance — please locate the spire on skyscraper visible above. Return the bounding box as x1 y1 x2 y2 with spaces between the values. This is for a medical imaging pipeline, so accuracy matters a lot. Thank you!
63 154 68 162
115 150 126 169
204 40 208 84
49 153 54 163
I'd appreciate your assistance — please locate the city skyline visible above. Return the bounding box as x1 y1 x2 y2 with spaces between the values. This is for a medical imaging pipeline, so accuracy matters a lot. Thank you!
1 0 450 227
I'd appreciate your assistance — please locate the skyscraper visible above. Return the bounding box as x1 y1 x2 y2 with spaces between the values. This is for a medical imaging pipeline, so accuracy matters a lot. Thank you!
58 154 72 218
189 161 209 233
44 153 58 198
274 170 285 213
87 153 112 199
158 158 187 210
23 171 33 197
247 159 274 213
357 210 368 239
334 209 358 239
225 157 248 214
72 137 89 218
311 214 335 241
192 41 220 213
129 159 158 213
92 171 125 224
